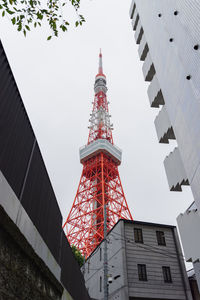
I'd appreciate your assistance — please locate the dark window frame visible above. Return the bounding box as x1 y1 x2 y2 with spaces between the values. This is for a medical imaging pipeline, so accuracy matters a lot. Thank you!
162 266 172 283
134 228 143 243
100 276 102 292
156 230 166 246
100 247 102 261
137 264 147 281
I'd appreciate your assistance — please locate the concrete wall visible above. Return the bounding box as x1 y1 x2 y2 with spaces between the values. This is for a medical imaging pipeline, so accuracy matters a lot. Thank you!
0 40 90 300
0 225 62 300
129 0 200 210
0 170 74 300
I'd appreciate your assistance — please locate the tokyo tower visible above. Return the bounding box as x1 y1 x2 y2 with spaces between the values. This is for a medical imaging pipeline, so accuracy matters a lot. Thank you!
63 51 133 257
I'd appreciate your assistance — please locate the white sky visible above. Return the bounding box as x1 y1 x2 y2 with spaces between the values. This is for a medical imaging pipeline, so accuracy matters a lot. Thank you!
0 0 194 227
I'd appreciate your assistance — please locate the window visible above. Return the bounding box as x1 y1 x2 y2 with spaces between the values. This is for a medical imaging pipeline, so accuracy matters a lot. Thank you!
134 228 143 243
156 231 166 246
162 266 172 283
137 264 147 281
186 75 191 80
100 276 102 292
100 248 102 261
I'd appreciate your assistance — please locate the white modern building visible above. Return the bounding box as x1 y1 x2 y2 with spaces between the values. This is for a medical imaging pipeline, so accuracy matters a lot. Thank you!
129 0 200 288
177 203 200 293
83 219 192 300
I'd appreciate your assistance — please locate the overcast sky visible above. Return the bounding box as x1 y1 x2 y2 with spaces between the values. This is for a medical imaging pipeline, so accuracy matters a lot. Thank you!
0 0 194 227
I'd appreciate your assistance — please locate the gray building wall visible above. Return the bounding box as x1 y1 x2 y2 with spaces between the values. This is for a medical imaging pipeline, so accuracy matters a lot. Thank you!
129 0 200 209
83 220 128 300
125 222 191 299
83 220 192 300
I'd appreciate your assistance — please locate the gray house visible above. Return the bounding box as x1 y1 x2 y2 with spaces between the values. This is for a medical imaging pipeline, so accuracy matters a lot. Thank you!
83 219 192 300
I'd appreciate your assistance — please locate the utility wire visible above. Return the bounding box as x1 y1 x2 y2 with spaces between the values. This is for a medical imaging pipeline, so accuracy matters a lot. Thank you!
83 229 186 283
110 231 185 260
84 232 184 273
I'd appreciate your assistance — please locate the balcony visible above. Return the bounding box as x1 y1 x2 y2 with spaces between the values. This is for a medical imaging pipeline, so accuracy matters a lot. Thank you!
154 105 175 143
138 35 149 61
142 52 155 82
164 147 189 191
147 75 165 107
132 12 139 31
134 20 143 44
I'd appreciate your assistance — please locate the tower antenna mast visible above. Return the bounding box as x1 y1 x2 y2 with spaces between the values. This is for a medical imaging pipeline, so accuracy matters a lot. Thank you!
63 50 133 258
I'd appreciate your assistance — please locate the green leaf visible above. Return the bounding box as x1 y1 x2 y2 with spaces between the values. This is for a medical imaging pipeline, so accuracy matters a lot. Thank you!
25 24 30 30
75 20 79 27
37 11 43 20
47 35 52 40
2 11 5 17
71 245 84 267
34 22 37 27
6 9 15 14
17 23 22 31
60 24 67 32
23 29 26 36
11 17 16 24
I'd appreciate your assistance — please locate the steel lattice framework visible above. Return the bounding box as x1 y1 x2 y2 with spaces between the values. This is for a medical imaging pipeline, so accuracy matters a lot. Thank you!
63 51 133 257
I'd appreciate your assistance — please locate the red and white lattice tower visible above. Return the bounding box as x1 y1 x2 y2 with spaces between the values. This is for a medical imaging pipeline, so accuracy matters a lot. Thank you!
63 51 133 257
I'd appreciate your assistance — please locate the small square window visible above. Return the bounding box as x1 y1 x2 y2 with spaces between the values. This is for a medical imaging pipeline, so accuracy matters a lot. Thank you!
138 264 147 281
156 231 166 246
162 266 172 283
134 228 143 243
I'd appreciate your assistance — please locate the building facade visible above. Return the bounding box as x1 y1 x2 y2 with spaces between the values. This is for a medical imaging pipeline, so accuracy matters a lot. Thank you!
83 219 192 300
187 269 200 300
129 0 200 283
177 203 200 292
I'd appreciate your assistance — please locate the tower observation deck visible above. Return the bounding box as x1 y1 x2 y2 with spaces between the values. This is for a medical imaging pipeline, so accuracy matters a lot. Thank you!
63 51 133 257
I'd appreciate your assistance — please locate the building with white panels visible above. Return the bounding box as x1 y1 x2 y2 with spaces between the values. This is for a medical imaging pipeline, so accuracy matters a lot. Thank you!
129 0 200 288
